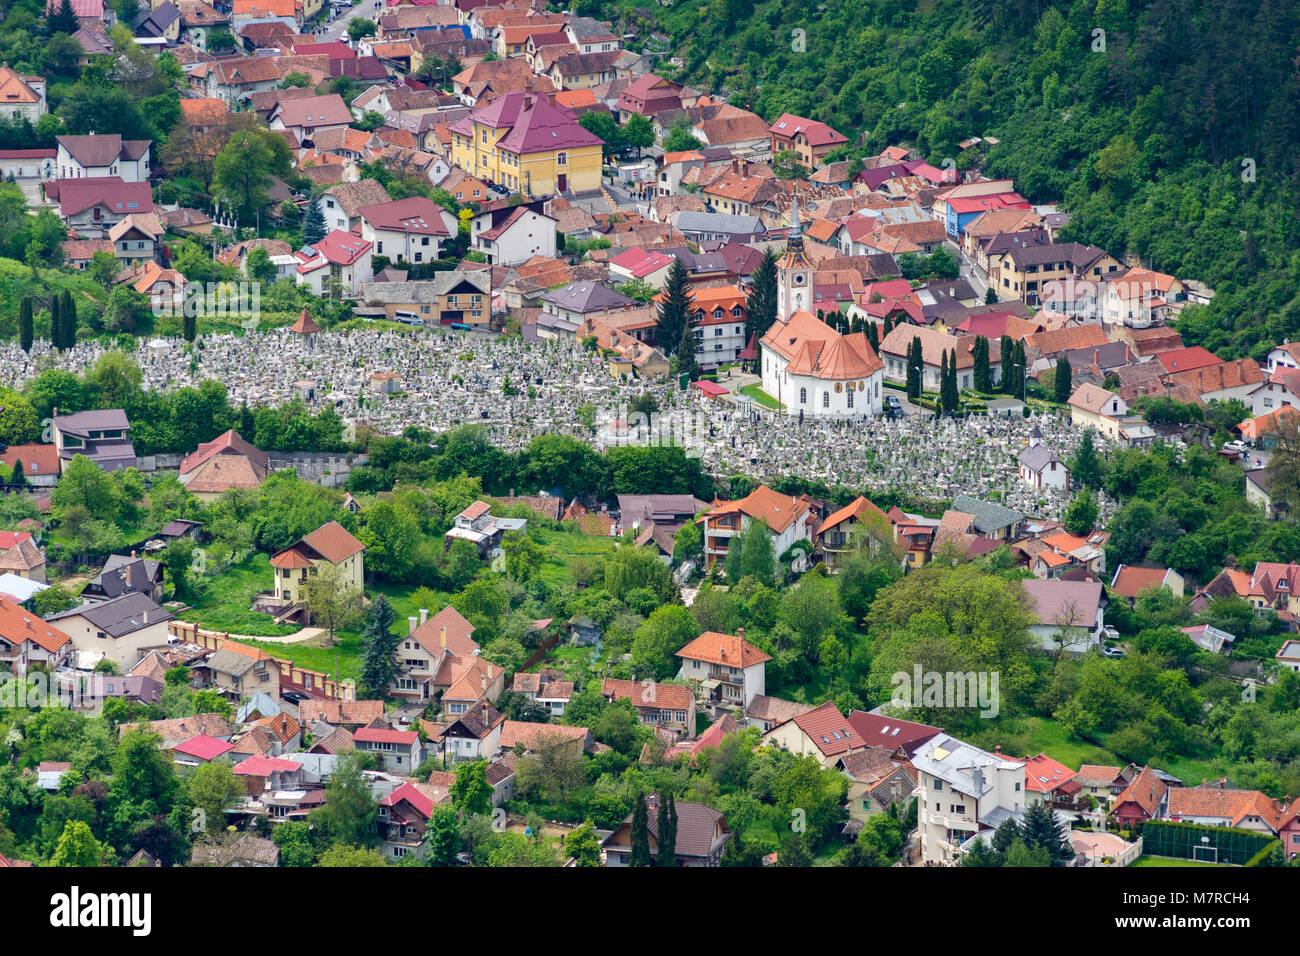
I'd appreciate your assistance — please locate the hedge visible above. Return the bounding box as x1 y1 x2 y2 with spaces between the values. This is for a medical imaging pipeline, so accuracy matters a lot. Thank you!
1141 820 1273 865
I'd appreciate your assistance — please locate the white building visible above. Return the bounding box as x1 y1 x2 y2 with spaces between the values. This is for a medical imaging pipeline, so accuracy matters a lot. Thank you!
698 484 814 570
759 309 885 418
0 66 46 123
1022 579 1106 655
358 196 459 265
55 134 152 182
675 630 769 711
293 230 374 296
470 201 557 266
1016 426 1069 492
912 733 1027 865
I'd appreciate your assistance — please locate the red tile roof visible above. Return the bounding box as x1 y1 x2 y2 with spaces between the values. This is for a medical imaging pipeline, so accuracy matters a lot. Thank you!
790 701 865 758
676 631 771 668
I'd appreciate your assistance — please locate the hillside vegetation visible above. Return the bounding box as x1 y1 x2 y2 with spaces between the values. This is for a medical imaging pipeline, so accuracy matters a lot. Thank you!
587 0 1300 359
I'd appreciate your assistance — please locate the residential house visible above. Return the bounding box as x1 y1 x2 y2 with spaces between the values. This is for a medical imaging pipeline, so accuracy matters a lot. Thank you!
878 323 1003 394
839 747 918 825
0 534 45 584
80 555 164 605
950 494 1023 541
267 520 366 609
204 647 282 705
1110 565 1184 605
987 241 1120 307
172 734 237 767
1021 578 1106 654
51 408 136 473
816 495 890 569
294 229 374 296
55 134 151 182
762 700 866 767
470 198 558 265
361 272 490 327
46 177 154 236
178 430 269 502
675 629 769 711
845 712 942 759
444 500 526 557
436 701 505 763
1021 752 1080 808
46 593 173 671
602 792 730 866
698 483 816 569
0 595 72 678
768 113 849 169
318 179 391 232
0 66 46 123
377 782 437 860
745 695 816 733
1278 640 1300 673
358 196 458 265
353 726 423 774
601 678 696 740
1110 765 1170 828
912 733 1027 865
1017 432 1069 493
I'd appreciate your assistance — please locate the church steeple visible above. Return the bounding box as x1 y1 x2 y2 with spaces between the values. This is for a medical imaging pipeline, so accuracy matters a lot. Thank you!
777 191 812 320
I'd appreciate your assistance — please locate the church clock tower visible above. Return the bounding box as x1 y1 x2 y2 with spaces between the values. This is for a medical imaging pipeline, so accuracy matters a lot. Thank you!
777 194 812 320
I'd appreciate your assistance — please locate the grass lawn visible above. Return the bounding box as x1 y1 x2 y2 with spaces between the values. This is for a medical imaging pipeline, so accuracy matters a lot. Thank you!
242 631 365 683
739 383 784 410
178 553 300 637
530 528 619 589
1130 855 1230 867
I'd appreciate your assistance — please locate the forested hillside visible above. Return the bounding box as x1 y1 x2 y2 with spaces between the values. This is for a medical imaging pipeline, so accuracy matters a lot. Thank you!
584 0 1300 359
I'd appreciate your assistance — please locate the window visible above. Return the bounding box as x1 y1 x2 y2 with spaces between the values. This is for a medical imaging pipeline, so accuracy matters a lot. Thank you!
822 392 829 408
800 387 807 404
933 780 943 790
847 389 854 408
556 152 567 166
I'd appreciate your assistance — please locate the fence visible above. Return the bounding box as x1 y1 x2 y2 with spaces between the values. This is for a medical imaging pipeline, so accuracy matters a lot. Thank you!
1140 820 1272 865
169 620 355 703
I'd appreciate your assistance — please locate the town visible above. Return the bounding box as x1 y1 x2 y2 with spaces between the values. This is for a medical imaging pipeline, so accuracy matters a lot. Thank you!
0 0 1297 876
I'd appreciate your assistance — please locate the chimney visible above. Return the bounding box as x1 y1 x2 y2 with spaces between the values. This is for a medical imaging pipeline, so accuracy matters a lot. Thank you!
408 617 417 635
440 626 447 650
143 610 148 625
480 672 487 692
731 158 738 174
737 626 744 642
419 608 428 626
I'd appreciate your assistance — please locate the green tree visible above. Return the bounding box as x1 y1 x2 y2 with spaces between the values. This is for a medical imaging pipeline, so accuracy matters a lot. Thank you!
52 820 104 867
18 297 34 353
565 819 603 866
49 0 81 34
972 335 990 392
309 752 379 848
213 129 282 224
1062 487 1100 536
628 792 652 867
347 17 378 42
656 257 693 356
623 114 655 158
317 845 389 866
301 196 327 245
745 249 779 342
358 594 399 699
450 760 492 816
1072 429 1103 490
655 791 677 866
631 604 698 681
906 335 922 401
676 319 699 380
1054 354 1073 404
187 760 241 833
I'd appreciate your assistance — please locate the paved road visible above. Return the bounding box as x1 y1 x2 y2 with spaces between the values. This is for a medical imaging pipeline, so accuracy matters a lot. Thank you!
955 241 989 302
312 0 380 43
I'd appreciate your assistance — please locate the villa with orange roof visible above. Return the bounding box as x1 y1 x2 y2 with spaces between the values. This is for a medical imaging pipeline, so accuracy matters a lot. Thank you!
698 483 817 569
1021 752 1080 808
1166 785 1284 836
0 594 72 678
816 495 889 568
1110 564 1184 605
268 520 365 608
675 629 770 710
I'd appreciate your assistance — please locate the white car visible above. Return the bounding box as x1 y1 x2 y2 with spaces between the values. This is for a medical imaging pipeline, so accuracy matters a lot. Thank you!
1101 625 1119 641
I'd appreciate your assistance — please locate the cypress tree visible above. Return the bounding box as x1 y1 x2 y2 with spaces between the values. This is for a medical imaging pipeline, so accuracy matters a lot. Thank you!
883 313 893 339
906 335 921 400
656 257 692 356
10 460 25 486
49 293 63 350
866 321 879 352
656 792 677 866
1054 354 1073 404
999 335 1013 393
19 296 34 353
61 291 78 348
973 335 990 392
1013 340 1027 400
629 793 652 867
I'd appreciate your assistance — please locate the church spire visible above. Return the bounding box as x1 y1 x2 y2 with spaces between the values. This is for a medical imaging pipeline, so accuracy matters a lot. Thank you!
788 193 802 245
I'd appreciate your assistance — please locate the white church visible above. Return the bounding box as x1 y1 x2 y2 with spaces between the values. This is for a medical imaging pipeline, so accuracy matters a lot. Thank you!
758 198 886 418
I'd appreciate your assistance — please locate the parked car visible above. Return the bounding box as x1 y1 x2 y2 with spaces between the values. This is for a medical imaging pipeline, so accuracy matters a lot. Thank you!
1102 646 1126 659
1101 625 1119 641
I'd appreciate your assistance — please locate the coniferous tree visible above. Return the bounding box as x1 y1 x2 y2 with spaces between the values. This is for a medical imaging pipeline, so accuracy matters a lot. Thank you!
866 321 879 352
1054 354 1073 404
883 313 893 339
629 793 652 867
999 335 1013 393
1020 801 1074 865
19 297 34 353
656 792 677 866
50 0 80 33
1072 429 1103 489
656 257 692 356
744 249 778 341
972 335 990 392
183 309 197 343
357 594 399 699
301 197 327 245
49 293 63 350
10 460 25 486
676 319 698 381
61 291 78 348
905 335 922 400
1013 340 1027 400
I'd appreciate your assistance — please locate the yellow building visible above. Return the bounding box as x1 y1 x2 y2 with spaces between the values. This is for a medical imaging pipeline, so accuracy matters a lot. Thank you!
269 521 366 607
449 90 604 197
